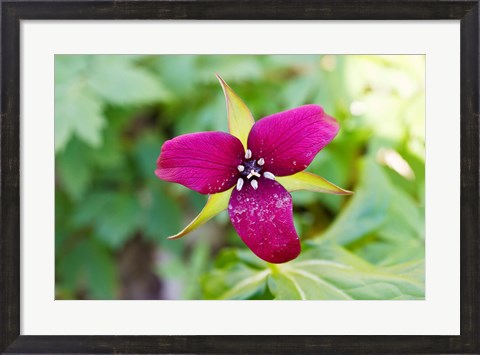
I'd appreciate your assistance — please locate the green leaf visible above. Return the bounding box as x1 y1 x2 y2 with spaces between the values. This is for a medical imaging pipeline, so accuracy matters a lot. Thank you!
143 185 182 244
55 78 105 151
74 192 141 249
56 238 118 299
88 56 171 105
203 263 270 300
183 241 211 299
320 158 391 245
134 134 164 179
359 239 424 267
318 157 424 266
198 56 263 84
57 240 87 293
55 190 72 254
56 139 92 200
203 241 424 300
151 56 197 97
351 185 424 266
277 171 352 195
201 248 271 300
84 239 119 299
272 243 424 300
95 194 141 248
216 74 255 149
280 75 319 108
167 188 232 240
73 191 113 226
384 186 423 240
306 131 360 211
90 128 126 170
55 55 89 84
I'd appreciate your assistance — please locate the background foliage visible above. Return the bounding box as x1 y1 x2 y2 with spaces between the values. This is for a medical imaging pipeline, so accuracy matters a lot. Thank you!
55 55 425 300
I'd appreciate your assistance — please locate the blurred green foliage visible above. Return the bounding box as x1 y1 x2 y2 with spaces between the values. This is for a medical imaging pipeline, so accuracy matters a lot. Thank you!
55 54 425 300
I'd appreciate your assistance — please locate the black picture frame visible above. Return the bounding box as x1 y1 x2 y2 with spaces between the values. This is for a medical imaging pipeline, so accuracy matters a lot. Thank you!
1 1 479 353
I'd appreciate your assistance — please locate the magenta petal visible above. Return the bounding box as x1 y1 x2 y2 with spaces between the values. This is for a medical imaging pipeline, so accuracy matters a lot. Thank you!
228 178 301 263
247 104 339 176
156 132 244 194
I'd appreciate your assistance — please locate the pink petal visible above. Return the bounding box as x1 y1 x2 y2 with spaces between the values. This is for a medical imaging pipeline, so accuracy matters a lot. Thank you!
228 177 301 263
247 104 339 176
156 132 244 194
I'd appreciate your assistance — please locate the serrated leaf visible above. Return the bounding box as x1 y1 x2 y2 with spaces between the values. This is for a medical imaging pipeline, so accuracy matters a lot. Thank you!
57 240 87 293
74 192 141 249
277 171 352 195
144 185 182 244
134 134 164 179
85 239 119 299
56 139 92 200
56 238 118 299
199 56 263 84
55 79 105 151
55 55 89 84
95 195 141 248
216 74 254 148
73 192 113 226
88 57 171 105
168 188 233 240
90 128 126 170
281 75 319 108
152 56 197 97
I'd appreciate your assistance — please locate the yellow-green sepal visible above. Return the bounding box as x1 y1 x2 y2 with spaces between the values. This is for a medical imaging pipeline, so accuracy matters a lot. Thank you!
216 74 255 149
278 171 352 195
167 187 233 240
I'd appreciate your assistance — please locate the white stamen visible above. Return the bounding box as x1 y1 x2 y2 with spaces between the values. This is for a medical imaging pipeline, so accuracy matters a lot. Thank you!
245 149 252 159
264 171 276 180
251 180 258 190
237 165 245 172
258 158 265 166
236 178 244 191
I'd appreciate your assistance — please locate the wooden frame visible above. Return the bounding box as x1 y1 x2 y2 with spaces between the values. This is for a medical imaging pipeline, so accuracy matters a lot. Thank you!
1 1 478 353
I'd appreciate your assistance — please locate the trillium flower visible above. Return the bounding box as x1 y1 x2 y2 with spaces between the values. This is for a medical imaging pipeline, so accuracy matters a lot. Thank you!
155 75 351 263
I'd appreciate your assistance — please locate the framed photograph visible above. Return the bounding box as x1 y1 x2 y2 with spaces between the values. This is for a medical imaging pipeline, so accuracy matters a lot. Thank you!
1 1 478 353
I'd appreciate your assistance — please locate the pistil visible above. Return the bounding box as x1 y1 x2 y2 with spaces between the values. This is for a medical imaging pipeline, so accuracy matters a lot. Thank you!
247 169 261 179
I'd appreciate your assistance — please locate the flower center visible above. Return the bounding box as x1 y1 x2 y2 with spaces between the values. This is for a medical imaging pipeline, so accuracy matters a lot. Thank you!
241 159 262 179
236 149 275 191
